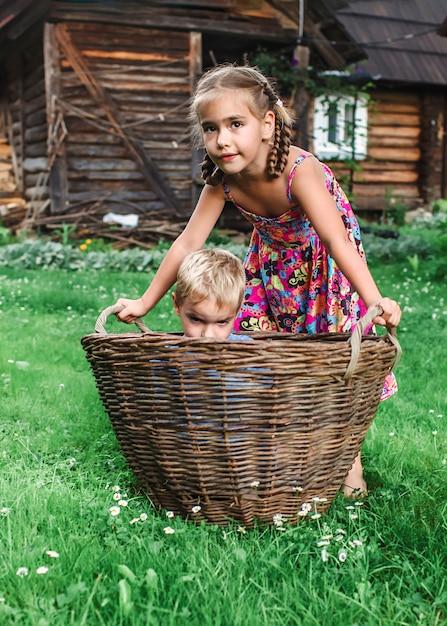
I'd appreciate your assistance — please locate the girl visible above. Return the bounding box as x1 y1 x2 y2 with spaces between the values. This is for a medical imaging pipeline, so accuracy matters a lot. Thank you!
116 64 402 496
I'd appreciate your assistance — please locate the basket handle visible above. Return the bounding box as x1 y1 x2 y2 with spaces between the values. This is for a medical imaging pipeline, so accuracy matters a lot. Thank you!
94 304 151 334
344 304 402 381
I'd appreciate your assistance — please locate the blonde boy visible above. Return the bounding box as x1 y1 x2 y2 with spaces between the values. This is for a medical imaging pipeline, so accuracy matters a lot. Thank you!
172 248 247 339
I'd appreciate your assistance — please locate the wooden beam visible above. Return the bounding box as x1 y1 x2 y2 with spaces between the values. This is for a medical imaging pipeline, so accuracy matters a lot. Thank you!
54 23 183 215
50 8 297 41
303 16 346 68
265 0 299 27
44 23 68 214
189 30 202 210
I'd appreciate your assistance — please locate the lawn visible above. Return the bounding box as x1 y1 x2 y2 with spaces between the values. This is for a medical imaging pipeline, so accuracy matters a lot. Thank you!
0 231 446 625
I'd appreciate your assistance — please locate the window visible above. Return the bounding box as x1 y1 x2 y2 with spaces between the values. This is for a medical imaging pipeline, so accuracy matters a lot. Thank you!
313 94 368 160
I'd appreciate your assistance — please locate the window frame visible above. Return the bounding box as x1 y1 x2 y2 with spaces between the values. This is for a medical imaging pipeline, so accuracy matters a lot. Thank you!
313 93 368 161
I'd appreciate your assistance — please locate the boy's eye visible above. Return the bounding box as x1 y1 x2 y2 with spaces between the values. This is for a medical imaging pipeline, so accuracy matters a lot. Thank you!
231 121 242 129
202 125 215 134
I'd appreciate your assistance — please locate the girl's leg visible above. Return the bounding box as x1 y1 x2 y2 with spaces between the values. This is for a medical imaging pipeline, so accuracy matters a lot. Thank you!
343 451 367 497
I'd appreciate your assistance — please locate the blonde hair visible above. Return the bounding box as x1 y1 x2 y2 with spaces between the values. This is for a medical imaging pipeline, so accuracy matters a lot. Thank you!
189 64 294 185
175 248 246 312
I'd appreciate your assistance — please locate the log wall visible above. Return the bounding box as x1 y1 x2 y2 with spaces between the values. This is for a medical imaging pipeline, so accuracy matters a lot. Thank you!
4 31 50 221
355 91 422 212
52 21 195 218
328 89 446 216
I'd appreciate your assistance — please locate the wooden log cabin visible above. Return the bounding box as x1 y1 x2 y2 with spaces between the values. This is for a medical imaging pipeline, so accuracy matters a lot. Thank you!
330 0 447 217
0 0 366 245
1 0 445 245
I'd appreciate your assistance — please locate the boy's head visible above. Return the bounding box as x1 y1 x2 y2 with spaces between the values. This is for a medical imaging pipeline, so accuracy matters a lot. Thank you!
173 248 245 339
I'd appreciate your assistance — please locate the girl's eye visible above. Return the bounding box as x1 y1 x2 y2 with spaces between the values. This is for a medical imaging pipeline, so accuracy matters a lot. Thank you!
203 125 215 134
232 121 242 129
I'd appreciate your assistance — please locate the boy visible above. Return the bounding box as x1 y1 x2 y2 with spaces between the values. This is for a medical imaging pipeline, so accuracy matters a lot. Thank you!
172 248 249 340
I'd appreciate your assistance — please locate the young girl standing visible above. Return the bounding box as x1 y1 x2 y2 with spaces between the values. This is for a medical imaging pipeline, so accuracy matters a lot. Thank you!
116 64 402 496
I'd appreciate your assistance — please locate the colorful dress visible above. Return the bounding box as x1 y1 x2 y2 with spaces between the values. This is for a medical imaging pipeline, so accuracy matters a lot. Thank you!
224 151 397 399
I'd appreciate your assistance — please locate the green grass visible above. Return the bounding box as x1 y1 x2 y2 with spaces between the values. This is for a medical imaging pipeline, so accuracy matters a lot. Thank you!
0 251 446 625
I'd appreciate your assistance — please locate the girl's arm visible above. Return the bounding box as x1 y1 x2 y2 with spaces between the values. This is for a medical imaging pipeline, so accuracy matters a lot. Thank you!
290 157 401 328
116 184 226 323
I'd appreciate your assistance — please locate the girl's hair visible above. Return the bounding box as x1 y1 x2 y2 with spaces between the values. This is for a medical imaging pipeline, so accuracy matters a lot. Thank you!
174 248 246 312
189 64 294 185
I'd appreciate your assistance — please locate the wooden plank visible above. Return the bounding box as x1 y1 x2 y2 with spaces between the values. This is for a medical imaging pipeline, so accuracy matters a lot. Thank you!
367 147 421 162
50 8 296 41
69 90 186 106
367 136 419 149
52 0 234 17
67 189 160 202
67 179 155 193
370 102 420 115
44 23 67 214
66 24 191 53
352 184 420 199
68 170 143 181
26 142 47 157
369 112 420 127
55 23 183 215
25 109 47 127
24 125 48 143
24 93 47 116
374 91 420 106
78 50 180 62
353 169 419 184
66 157 138 170
189 31 202 210
359 161 417 172
86 80 189 93
9 56 25 193
66 143 129 158
23 77 46 103
303 15 345 68
67 132 124 145
369 126 420 139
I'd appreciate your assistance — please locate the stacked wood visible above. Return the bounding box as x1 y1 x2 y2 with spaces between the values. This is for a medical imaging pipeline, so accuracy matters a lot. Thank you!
0 137 27 230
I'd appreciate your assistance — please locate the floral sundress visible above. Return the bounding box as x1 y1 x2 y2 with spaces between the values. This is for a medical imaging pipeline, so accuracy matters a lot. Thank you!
224 151 397 400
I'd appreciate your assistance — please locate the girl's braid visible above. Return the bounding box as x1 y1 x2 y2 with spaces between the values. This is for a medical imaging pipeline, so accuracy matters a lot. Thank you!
268 114 293 177
261 81 293 178
201 152 223 186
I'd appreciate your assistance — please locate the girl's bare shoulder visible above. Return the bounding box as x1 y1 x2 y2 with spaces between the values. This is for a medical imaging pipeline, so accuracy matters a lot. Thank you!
287 149 327 201
289 147 326 178
288 145 319 166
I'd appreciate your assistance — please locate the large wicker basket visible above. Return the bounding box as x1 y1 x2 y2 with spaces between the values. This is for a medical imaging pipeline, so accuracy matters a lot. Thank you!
81 304 401 528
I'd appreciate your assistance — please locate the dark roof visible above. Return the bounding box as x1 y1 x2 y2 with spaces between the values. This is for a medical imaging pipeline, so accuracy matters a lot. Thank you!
304 0 366 68
334 0 447 86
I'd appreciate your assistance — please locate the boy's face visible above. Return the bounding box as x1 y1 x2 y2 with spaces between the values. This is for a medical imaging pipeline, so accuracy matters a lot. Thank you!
173 293 237 339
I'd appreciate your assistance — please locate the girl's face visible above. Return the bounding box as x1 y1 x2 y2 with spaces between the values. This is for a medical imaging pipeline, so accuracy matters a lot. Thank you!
197 89 275 176
172 293 238 339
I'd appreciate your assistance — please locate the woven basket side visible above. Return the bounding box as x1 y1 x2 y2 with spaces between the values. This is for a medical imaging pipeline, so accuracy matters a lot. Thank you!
82 332 396 526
